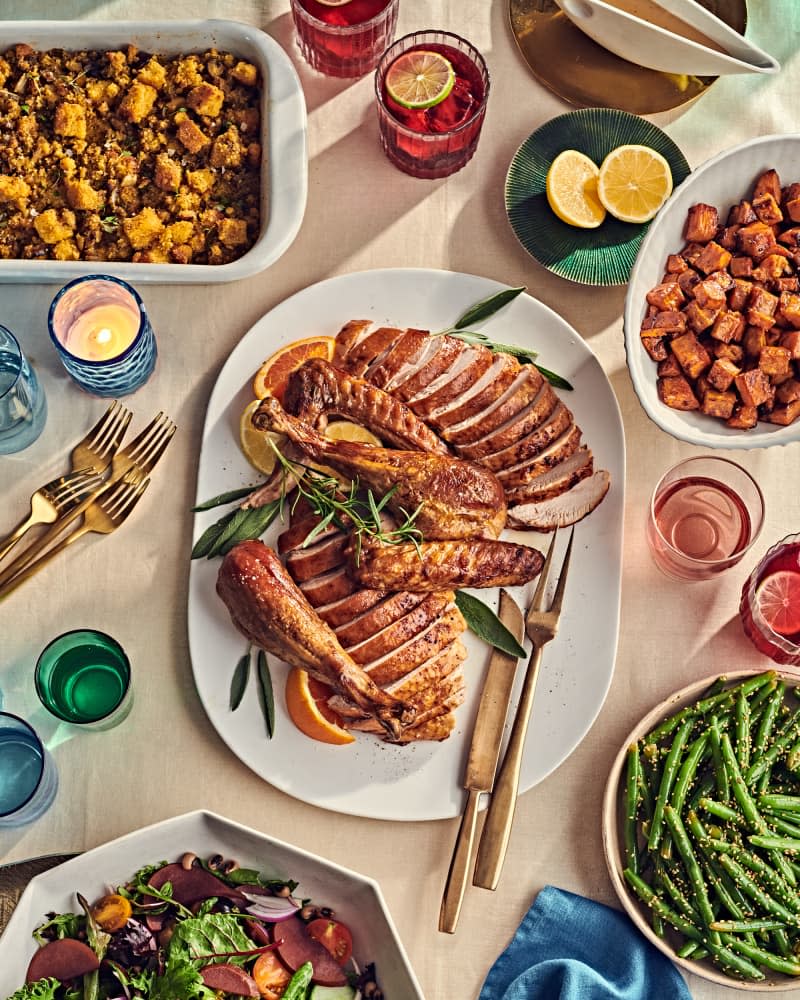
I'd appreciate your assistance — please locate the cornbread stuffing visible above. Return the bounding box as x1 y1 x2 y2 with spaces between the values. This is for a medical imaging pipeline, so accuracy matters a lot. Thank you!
0 43 262 265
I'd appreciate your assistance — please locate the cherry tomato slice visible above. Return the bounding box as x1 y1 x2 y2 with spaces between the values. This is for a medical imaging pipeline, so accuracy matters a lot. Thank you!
252 950 292 999
306 918 353 967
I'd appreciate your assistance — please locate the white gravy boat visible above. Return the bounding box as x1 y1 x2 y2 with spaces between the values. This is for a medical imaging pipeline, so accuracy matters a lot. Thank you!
555 0 780 76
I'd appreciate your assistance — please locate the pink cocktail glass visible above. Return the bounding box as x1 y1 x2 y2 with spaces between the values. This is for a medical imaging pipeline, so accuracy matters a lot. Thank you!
375 30 490 179
290 0 399 78
740 534 800 667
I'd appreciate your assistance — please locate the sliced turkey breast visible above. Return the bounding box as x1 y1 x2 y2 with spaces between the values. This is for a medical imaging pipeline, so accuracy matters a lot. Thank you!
496 424 582 489
443 366 544 446
504 447 594 505
333 319 373 363
333 591 429 646
508 470 611 530
345 593 454 664
368 329 434 391
390 336 468 402
431 353 521 429
341 326 405 377
478 403 574 473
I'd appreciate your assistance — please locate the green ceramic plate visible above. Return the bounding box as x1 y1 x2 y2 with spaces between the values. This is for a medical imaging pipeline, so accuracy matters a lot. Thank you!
505 108 691 286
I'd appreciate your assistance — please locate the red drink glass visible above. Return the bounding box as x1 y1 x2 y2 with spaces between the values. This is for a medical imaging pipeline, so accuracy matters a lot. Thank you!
646 455 764 582
375 30 490 179
740 534 800 666
290 0 399 78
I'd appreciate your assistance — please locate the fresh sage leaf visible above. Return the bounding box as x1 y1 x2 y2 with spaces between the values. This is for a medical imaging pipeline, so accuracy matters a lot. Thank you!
455 591 526 658
192 486 255 511
257 651 275 739
450 331 539 362
191 512 232 559
218 501 281 556
230 649 251 711
452 286 526 329
536 364 574 391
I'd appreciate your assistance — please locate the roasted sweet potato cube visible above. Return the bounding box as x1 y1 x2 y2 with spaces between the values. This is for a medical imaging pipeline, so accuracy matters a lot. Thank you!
710 309 745 344
658 374 700 410
694 241 732 275
730 256 753 278
783 183 800 222
754 168 782 203
657 354 682 377
709 269 735 292
776 377 800 404
755 253 792 280
651 310 687 336
684 300 720 333
728 200 758 225
747 286 778 328
693 277 727 310
759 345 792 377
641 336 668 361
666 254 689 274
779 292 800 329
780 329 800 358
646 282 685 311
737 222 775 259
735 368 774 407
729 278 753 311
727 404 759 429
702 388 737 419
718 226 741 251
744 325 768 357
685 203 719 242
707 357 741 391
671 331 712 378
753 192 784 226
779 226 800 248
677 269 701 295
767 400 800 424
772 277 799 294
715 342 745 363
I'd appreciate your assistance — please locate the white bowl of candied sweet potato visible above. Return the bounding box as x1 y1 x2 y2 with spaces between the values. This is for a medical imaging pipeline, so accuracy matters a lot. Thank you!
624 134 800 448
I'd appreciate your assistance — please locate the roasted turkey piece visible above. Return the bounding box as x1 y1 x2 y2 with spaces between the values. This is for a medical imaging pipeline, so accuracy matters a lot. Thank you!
216 540 413 738
347 538 544 591
252 395 508 540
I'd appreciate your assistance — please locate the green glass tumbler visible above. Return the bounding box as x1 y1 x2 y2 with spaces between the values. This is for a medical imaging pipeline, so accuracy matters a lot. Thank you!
35 629 132 729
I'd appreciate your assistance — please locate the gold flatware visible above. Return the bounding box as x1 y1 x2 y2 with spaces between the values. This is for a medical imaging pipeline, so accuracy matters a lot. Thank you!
0 412 176 590
439 589 524 934
0 402 132 563
473 526 575 890
0 477 150 600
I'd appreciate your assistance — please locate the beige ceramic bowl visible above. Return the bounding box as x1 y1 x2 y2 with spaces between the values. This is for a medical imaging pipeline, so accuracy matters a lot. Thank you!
603 669 800 991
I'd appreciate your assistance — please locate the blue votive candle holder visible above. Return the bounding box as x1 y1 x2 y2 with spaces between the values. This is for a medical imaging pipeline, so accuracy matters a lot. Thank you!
48 274 157 397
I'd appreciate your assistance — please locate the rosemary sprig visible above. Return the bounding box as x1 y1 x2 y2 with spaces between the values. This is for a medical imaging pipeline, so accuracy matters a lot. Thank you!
269 443 424 564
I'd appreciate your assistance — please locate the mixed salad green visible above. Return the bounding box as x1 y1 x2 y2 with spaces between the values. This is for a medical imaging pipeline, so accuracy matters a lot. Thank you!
8 853 382 1000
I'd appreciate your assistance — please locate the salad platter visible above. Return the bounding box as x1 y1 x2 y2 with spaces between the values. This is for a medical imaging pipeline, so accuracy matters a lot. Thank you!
187 268 625 821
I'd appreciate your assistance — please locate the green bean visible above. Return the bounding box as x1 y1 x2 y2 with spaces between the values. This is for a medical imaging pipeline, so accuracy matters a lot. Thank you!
736 688 752 771
646 707 697 745
787 734 800 772
625 744 642 874
655 860 701 923
753 683 785 761
687 772 716 813
710 919 786 932
761 811 800 839
677 941 710 961
761 794 800 813
750 834 800 851
750 677 779 716
623 868 703 942
648 719 693 852
672 733 709 812
706 940 765 981
664 805 720 943
705 836 800 915
746 706 800 786
709 717 730 803
697 672 776 714
699 797 744 826
772 926 792 958
717 854 800 926
652 911 665 937
722 936 800 977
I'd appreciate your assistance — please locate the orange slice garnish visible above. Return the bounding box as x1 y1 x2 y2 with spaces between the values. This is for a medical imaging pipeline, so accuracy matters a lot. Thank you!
285 667 355 745
252 336 335 402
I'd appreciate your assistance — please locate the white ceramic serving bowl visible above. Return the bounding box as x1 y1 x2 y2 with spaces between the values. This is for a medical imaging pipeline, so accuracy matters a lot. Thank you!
0 810 425 999
624 133 800 450
554 0 779 77
0 20 307 284
603 670 800 992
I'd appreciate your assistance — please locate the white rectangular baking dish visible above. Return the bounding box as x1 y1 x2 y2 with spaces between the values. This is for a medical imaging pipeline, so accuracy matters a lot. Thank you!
0 19 307 283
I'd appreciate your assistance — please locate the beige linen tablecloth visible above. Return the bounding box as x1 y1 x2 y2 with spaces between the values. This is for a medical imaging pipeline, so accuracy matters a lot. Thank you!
1 2 800 998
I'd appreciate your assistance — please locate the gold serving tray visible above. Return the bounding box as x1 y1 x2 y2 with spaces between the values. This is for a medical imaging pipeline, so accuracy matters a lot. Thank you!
508 0 747 114
0 854 78 936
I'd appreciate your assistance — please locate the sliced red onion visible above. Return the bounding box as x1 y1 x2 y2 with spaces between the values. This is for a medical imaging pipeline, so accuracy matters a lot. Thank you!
242 891 300 922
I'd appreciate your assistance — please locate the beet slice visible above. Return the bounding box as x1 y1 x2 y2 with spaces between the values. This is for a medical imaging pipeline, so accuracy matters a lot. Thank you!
200 963 259 996
26 939 100 983
147 863 247 906
274 916 347 987
244 918 272 947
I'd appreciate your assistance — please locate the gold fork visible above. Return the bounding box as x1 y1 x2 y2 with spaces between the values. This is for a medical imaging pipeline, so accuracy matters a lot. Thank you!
0 477 151 600
0 402 132 563
0 412 176 589
472 526 575 891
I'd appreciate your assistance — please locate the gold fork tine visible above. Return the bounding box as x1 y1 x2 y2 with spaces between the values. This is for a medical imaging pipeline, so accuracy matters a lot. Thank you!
0 413 176 587
473 526 575 891
71 401 133 473
0 478 151 601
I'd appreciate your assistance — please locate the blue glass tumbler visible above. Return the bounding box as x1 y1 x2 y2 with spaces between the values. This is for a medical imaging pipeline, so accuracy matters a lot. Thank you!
48 275 157 397
0 325 47 454
0 712 58 828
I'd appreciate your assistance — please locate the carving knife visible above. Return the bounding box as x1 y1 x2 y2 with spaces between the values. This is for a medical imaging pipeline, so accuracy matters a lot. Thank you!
438 589 524 933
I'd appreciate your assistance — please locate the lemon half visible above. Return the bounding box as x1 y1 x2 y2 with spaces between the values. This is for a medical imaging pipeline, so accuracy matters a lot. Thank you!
545 149 606 229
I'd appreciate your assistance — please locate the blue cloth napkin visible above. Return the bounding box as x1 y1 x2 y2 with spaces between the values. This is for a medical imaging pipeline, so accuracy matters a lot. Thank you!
479 885 692 1000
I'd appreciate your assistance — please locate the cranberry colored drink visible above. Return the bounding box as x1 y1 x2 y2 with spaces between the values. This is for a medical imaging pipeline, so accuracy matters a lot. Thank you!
740 535 800 666
291 0 399 78
375 31 489 179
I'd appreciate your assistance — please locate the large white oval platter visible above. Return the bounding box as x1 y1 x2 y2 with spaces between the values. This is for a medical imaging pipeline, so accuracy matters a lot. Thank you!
187 268 625 821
